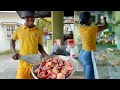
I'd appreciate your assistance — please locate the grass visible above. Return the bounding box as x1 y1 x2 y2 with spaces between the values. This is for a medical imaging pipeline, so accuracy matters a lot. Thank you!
0 50 20 56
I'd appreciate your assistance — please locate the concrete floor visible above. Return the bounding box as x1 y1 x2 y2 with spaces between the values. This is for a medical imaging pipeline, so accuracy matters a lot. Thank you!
0 54 18 79
0 54 84 79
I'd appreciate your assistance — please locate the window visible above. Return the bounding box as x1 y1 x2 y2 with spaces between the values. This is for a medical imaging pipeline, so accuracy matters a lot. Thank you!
91 14 98 23
91 16 96 22
5 24 16 39
1 22 22 39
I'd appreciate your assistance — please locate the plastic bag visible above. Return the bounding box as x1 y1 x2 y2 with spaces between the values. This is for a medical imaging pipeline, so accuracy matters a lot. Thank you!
50 45 70 56
50 45 60 55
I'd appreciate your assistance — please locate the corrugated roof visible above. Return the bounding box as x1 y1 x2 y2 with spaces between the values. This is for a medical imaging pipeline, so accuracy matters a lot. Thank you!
17 11 51 18
16 11 74 18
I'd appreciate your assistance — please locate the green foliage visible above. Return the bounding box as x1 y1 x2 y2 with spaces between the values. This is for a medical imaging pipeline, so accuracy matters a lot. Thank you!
114 25 120 36
37 18 52 32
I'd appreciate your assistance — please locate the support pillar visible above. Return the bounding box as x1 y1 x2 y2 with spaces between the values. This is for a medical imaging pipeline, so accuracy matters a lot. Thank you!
51 11 64 45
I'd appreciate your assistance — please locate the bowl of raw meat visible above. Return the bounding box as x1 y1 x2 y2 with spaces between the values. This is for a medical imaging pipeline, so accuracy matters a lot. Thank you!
31 55 76 79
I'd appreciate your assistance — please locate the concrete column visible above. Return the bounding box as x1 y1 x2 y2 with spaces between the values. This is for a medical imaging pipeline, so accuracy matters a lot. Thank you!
114 11 120 49
51 11 64 45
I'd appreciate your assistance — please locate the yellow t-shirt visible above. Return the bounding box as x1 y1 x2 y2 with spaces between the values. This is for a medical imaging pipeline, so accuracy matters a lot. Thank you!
12 25 43 68
79 25 98 51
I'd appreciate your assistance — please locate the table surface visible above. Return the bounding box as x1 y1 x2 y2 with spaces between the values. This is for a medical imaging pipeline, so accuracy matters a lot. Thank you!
93 51 120 79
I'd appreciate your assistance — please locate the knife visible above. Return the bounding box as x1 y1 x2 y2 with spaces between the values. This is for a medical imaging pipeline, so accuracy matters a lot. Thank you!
18 54 43 65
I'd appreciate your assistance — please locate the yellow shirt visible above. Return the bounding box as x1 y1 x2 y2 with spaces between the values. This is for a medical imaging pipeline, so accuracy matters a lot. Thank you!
12 25 43 68
79 25 98 51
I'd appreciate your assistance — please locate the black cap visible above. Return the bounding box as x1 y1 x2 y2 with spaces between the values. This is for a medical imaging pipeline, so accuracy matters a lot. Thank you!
21 11 35 19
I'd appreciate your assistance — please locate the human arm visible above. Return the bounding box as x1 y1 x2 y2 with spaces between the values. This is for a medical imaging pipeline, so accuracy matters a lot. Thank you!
10 28 19 60
38 30 49 57
98 17 108 32
38 44 48 57
94 21 100 25
10 39 19 60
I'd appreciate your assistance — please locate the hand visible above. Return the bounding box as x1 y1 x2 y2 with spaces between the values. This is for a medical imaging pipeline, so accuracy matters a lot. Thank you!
103 17 107 21
12 52 20 60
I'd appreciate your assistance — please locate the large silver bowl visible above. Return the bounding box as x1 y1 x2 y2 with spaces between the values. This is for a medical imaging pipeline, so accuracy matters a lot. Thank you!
31 55 76 79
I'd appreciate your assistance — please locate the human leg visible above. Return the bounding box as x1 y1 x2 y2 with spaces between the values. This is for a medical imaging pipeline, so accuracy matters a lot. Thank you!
78 50 94 79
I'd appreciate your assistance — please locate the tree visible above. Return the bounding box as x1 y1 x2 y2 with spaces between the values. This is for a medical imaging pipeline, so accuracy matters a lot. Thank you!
37 17 52 32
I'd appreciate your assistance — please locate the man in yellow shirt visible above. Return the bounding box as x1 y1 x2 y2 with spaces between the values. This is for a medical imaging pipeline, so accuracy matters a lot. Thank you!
10 11 48 79
78 12 108 79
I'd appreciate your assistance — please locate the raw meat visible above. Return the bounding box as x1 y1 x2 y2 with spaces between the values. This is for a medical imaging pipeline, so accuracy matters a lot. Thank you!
34 57 74 79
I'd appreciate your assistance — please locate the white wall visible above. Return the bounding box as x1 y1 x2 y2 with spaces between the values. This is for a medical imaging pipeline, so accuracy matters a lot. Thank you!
0 12 24 53
0 12 24 23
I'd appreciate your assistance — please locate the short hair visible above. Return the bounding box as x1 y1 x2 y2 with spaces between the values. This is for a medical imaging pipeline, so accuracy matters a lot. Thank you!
79 12 91 24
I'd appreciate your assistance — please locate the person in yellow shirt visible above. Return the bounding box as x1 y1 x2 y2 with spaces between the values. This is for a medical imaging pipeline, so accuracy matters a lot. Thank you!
78 11 108 79
10 11 48 79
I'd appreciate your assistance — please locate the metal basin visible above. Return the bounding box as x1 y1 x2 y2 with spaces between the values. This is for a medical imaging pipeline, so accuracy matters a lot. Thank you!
31 55 76 79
